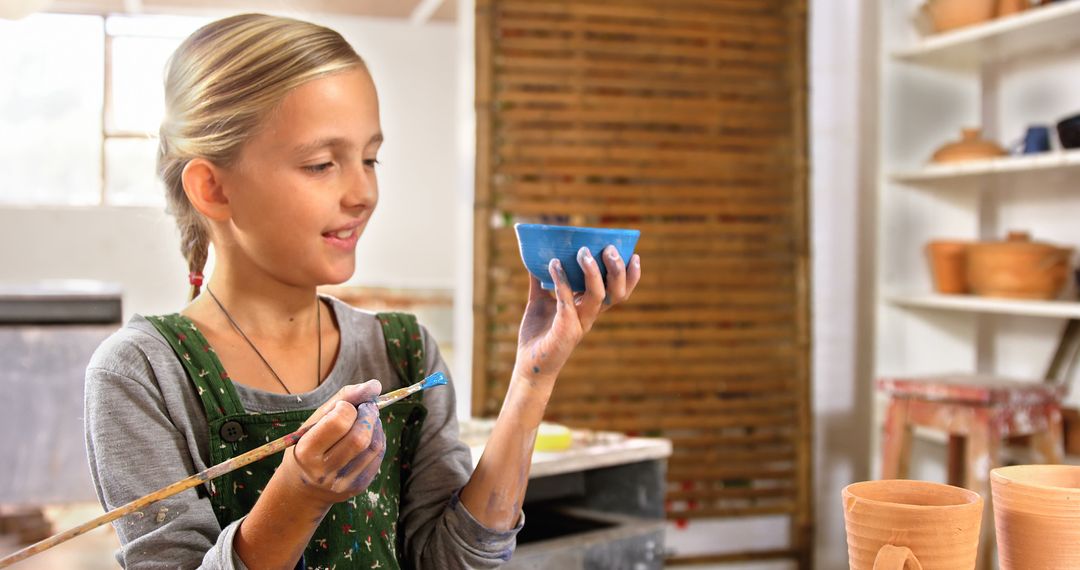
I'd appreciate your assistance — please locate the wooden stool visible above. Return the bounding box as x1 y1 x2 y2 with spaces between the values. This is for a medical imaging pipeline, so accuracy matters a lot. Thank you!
878 374 1065 570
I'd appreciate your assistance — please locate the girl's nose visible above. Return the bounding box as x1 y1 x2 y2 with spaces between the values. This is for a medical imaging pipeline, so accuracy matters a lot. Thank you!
343 164 377 208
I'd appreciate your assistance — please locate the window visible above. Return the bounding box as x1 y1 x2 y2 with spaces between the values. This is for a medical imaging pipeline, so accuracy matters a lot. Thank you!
0 14 103 205
0 13 206 207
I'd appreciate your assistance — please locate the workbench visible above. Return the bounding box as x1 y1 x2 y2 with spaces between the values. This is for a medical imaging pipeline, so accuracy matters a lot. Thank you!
462 420 672 570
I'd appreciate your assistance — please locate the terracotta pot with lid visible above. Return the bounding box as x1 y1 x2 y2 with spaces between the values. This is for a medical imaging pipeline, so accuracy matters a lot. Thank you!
931 128 1007 163
967 231 1073 299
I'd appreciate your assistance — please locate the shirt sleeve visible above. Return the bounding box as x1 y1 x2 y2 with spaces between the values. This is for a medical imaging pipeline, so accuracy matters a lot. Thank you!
84 334 246 570
397 326 523 569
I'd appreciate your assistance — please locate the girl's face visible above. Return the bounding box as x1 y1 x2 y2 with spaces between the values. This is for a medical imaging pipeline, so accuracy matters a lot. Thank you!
219 67 381 287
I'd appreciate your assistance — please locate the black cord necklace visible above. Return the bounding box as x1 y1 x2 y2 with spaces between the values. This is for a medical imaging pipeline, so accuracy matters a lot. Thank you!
205 284 322 401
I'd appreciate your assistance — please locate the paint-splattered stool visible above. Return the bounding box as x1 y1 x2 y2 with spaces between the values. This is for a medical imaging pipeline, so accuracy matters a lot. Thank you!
877 374 1065 570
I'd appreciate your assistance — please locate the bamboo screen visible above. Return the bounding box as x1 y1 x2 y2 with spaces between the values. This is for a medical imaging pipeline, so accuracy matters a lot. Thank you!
472 0 810 565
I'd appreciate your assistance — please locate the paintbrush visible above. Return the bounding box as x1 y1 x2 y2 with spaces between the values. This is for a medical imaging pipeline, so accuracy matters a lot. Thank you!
0 372 448 568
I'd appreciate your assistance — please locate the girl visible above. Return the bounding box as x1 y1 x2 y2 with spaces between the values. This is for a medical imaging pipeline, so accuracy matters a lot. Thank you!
84 12 641 570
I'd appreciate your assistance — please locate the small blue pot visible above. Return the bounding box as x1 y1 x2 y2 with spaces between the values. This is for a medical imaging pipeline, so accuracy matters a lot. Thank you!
514 223 640 292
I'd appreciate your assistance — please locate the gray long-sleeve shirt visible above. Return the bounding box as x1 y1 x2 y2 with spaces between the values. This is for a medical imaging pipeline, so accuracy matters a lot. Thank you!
84 295 520 569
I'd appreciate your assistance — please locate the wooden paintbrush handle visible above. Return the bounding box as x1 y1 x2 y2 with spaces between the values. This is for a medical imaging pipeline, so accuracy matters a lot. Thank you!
0 429 301 568
0 374 438 568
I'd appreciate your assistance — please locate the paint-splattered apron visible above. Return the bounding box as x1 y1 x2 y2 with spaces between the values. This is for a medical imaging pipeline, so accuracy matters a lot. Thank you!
146 311 428 570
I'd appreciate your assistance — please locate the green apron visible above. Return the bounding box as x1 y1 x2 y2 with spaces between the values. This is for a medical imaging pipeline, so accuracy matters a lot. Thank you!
146 311 428 569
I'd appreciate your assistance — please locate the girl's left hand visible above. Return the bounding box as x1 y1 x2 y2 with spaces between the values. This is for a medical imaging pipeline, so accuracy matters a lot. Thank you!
514 245 642 388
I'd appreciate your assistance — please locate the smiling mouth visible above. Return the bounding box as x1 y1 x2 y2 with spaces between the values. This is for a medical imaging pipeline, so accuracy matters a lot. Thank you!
326 228 357 239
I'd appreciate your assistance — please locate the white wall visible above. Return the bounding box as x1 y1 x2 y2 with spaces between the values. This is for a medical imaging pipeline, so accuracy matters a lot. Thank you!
313 15 459 291
0 14 459 315
0 206 190 316
452 0 476 421
810 0 878 568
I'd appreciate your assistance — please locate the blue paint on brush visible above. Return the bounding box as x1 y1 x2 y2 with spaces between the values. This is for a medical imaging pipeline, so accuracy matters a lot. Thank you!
421 371 447 389
375 372 448 409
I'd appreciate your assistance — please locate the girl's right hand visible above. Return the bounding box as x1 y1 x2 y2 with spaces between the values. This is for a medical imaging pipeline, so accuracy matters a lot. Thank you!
279 379 386 507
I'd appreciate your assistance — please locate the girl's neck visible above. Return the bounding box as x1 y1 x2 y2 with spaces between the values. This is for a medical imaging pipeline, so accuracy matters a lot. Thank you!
189 272 323 345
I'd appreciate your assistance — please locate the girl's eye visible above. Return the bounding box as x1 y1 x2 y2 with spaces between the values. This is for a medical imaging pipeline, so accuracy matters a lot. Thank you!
364 158 380 168
304 162 334 174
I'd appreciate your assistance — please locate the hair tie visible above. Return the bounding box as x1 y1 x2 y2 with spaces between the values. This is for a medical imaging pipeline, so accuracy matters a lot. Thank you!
188 273 204 287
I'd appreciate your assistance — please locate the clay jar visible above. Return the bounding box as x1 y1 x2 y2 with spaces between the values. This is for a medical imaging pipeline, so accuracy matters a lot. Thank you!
843 480 983 570
931 128 1007 163
967 231 1073 299
926 240 971 294
922 0 997 33
991 465 1080 569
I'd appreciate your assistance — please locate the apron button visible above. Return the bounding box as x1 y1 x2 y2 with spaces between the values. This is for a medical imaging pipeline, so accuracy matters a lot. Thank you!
220 420 245 443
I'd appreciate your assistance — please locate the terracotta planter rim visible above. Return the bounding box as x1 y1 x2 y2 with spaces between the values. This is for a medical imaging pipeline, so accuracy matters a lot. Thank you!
843 479 981 511
992 464 1080 493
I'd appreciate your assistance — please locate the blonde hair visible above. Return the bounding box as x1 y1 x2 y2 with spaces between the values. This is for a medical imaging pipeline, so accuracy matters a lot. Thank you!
158 13 365 300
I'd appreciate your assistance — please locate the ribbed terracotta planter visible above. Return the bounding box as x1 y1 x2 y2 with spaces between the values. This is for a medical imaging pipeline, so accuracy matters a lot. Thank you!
843 480 983 570
926 240 971 294
991 465 1080 569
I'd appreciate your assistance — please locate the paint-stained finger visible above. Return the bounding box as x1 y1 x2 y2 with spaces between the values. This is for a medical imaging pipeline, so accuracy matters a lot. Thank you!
625 254 642 298
294 400 358 460
338 379 382 406
337 420 386 494
298 397 341 430
600 246 628 307
323 402 379 469
575 247 605 320
547 258 579 323
297 379 381 431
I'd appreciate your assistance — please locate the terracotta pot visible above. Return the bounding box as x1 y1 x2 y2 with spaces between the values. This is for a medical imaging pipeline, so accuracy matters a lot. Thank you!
930 128 1007 163
843 480 983 570
997 0 1028 16
967 231 1073 299
923 0 997 33
991 465 1080 569
926 240 971 294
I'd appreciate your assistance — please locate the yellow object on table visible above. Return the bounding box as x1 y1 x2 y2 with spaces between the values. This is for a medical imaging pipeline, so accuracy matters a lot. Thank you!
534 422 572 452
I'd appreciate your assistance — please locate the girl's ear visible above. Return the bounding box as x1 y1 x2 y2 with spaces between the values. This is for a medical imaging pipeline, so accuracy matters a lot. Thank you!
181 158 230 222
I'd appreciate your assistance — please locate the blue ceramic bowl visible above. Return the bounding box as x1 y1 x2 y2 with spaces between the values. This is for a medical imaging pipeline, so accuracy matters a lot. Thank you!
514 223 640 292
